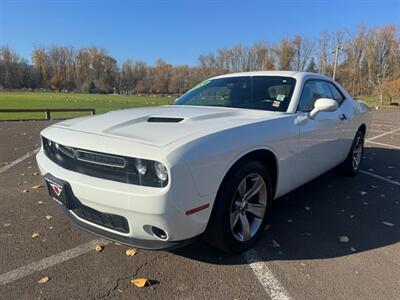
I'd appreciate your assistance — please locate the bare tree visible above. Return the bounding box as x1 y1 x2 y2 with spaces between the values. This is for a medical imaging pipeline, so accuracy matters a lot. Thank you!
292 36 314 71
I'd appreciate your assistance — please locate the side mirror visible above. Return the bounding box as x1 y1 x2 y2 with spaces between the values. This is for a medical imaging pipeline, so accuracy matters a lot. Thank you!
309 98 338 119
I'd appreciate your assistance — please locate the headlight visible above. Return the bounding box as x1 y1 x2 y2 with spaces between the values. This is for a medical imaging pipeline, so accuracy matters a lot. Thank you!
154 161 168 182
135 159 147 175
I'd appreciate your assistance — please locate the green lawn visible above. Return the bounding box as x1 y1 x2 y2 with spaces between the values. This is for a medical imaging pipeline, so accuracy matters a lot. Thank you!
0 92 174 120
0 92 397 121
356 95 400 108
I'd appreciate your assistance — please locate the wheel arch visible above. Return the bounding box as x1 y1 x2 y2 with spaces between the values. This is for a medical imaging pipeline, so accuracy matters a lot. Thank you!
218 147 279 200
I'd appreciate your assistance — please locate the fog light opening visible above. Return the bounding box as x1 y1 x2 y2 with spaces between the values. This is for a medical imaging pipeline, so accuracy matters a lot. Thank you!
151 226 168 241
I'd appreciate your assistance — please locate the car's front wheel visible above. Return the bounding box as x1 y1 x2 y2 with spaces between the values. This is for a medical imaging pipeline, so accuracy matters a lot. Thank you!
204 161 272 253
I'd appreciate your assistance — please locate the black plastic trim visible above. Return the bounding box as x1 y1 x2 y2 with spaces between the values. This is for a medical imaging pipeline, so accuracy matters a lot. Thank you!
147 117 184 123
42 136 168 188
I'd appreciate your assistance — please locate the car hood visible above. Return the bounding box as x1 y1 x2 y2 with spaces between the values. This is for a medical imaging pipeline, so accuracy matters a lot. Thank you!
53 105 278 147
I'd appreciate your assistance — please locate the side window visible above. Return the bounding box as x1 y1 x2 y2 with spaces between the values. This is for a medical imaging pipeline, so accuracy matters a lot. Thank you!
298 80 332 112
326 82 345 104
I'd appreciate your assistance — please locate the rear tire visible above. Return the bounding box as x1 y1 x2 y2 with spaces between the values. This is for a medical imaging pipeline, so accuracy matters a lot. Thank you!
204 161 273 253
342 129 365 175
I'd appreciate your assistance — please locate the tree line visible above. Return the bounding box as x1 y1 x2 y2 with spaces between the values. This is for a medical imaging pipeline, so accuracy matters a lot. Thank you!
0 24 399 104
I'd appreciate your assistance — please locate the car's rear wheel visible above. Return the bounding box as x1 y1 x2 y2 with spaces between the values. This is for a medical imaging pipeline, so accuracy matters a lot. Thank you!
204 161 272 253
342 129 365 175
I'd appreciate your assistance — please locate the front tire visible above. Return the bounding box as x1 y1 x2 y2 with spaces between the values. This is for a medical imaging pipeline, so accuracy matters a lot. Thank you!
204 161 273 253
342 129 365 175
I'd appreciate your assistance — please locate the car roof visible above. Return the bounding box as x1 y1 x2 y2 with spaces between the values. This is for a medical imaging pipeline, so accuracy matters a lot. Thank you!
210 70 333 82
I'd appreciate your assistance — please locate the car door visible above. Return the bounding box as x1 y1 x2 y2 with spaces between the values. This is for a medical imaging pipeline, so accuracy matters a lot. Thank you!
325 81 357 160
292 80 344 187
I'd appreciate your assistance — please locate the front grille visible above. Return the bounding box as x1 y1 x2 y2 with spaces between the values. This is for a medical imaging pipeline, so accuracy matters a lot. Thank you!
76 150 126 168
42 137 167 187
73 203 129 233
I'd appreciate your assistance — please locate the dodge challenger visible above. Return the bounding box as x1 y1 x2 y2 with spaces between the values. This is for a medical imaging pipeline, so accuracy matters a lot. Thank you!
36 71 371 253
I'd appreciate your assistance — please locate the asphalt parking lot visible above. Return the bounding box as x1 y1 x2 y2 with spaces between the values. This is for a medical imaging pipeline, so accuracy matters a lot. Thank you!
0 110 399 300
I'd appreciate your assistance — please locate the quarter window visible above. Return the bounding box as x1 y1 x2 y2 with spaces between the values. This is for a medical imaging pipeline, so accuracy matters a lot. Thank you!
326 82 345 104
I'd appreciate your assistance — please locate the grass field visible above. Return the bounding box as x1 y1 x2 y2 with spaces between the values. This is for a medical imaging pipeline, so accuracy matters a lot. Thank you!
0 92 396 121
0 92 174 120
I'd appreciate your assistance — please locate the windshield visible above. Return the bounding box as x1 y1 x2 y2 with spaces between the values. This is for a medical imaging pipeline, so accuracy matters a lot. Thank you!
175 76 296 112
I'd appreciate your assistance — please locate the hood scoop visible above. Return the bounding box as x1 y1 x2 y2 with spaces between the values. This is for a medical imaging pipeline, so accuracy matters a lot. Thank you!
147 117 184 123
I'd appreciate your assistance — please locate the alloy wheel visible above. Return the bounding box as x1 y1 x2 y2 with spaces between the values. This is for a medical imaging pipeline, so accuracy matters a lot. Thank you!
230 173 267 242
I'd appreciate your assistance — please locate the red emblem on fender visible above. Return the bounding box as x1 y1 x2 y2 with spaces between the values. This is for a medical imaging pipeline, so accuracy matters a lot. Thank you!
49 182 63 196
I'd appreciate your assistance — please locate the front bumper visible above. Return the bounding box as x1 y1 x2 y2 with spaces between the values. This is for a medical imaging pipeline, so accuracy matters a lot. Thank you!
56 199 198 250
36 148 214 249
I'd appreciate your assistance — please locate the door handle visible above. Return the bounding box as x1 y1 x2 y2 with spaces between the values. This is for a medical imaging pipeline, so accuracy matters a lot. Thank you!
339 113 347 121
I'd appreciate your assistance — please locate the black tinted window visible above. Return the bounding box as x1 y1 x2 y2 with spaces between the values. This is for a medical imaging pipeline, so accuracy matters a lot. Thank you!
298 80 333 112
252 76 296 111
175 76 296 112
327 82 345 104
175 77 251 108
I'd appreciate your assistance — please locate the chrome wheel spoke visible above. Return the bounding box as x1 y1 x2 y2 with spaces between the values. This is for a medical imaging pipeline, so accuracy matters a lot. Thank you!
240 214 251 241
246 203 265 218
231 211 240 229
353 155 359 167
244 177 263 200
237 179 247 198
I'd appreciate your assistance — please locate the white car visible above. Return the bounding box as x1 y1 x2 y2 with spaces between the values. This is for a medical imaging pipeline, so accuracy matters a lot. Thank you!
36 71 371 253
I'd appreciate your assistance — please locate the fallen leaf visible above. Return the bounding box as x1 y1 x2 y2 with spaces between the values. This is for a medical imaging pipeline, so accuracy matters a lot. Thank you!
272 240 281 248
304 206 311 211
360 191 367 195
382 221 394 227
32 185 44 189
131 278 149 287
45 215 53 220
95 245 103 252
38 276 50 284
32 232 40 238
38 201 44 205
125 248 138 256
338 235 350 243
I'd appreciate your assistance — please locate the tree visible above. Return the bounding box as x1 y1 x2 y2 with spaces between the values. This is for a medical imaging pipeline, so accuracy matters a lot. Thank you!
366 25 398 107
306 57 317 73
292 35 314 71
381 79 400 103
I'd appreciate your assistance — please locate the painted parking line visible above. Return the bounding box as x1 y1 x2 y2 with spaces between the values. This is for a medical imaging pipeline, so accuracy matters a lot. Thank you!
366 140 400 150
366 128 400 142
360 170 400 186
0 239 110 285
0 147 40 175
243 248 291 300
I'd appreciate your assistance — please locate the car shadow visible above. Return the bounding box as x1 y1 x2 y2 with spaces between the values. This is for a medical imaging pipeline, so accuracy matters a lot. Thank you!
172 147 400 264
